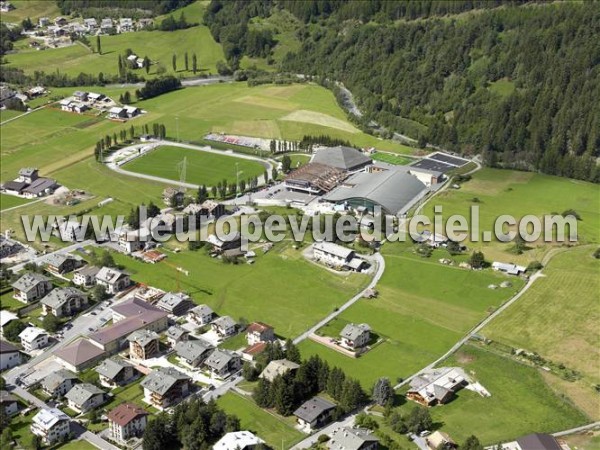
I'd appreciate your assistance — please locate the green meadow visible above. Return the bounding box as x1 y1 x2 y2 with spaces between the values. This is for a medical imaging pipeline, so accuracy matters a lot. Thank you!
124 145 266 186
393 344 588 444
483 246 600 418
217 392 304 448
421 168 600 263
299 242 525 389
4 3 225 77
0 193 32 210
0 0 60 22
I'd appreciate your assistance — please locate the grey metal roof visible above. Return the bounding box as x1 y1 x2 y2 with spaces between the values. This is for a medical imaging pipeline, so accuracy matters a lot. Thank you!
311 146 372 171
328 427 379 450
259 359 300 382
314 242 354 259
157 292 191 311
45 252 77 268
0 390 17 404
23 178 57 196
175 339 212 362
340 323 370 341
11 272 51 293
76 265 100 278
212 316 236 329
95 357 133 380
65 383 104 405
0 340 19 354
323 166 427 215
127 329 159 347
517 434 562 450
166 325 187 340
189 304 213 317
204 349 237 371
96 267 127 284
41 287 86 309
41 369 78 391
141 367 189 395
293 396 336 423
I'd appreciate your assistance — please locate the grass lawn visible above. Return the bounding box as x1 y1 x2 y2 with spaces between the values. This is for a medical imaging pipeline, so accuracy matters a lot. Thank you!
371 152 414 165
421 168 600 263
5 15 225 78
124 145 266 186
392 344 588 445
58 440 98 450
300 242 525 388
277 153 311 170
8 408 39 448
217 392 304 448
483 246 600 418
0 193 32 210
219 332 248 351
0 109 24 122
103 379 146 411
109 241 369 338
0 0 60 22
0 290 27 312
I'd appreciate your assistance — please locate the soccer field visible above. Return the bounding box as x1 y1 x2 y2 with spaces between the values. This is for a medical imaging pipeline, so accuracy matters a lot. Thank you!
123 145 267 186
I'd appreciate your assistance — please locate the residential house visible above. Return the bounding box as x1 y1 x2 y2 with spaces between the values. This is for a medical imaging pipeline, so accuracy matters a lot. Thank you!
340 323 371 350
162 187 184 207
108 106 127 119
498 433 566 450
95 267 130 294
213 431 265 450
294 396 336 432
12 272 52 303
54 338 106 372
57 219 84 241
108 402 148 442
73 91 88 102
141 367 191 410
39 17 50 27
259 359 300 382
18 326 49 352
203 349 241 379
206 233 243 255
118 228 152 253
246 322 275 346
118 18 134 32
22 177 58 198
83 18 98 32
328 427 379 450
427 233 448 248
211 316 236 338
188 304 214 326
184 200 226 223
127 329 160 360
175 339 213 367
54 17 68 27
100 18 113 32
65 383 105 413
138 18 153 29
41 369 78 397
0 341 22 371
492 262 527 276
313 241 365 271
0 2 15 12
96 357 137 388
426 431 456 450
73 265 100 287
1 180 28 195
0 310 18 338
46 253 82 274
123 105 141 117
156 292 193 316
242 342 267 362
18 167 39 184
41 287 88 317
0 236 21 259
166 325 188 347
0 391 18 416
406 367 470 407
87 92 104 103
30 408 70 445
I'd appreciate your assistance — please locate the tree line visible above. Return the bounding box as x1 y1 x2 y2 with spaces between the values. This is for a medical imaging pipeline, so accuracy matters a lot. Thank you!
135 76 181 100
56 0 194 16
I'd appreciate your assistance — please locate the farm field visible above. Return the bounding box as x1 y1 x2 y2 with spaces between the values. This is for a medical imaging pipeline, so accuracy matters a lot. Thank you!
4 3 225 78
0 0 60 22
393 344 588 444
299 242 525 388
421 168 600 263
108 240 369 338
0 193 32 210
217 392 304 448
124 145 266 186
483 246 600 418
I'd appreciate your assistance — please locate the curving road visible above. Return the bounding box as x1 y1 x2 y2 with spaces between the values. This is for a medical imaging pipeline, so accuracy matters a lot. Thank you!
106 140 273 189
293 251 385 345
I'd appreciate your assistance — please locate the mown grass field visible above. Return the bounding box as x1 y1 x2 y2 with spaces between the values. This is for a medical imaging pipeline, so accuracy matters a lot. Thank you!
0 0 60 22
370 152 413 165
483 246 600 418
217 392 304 447
393 344 588 444
299 242 525 389
124 145 266 186
4 3 225 78
421 168 600 263
0 193 32 210
109 240 369 338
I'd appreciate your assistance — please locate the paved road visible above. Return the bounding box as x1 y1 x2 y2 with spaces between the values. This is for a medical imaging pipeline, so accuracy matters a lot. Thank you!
553 422 600 437
0 105 47 126
106 140 273 189
106 75 232 89
9 239 96 273
202 373 243 402
293 252 385 345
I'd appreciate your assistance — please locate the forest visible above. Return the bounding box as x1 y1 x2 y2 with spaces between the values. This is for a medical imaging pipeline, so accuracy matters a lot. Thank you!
204 0 600 182
56 0 194 16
